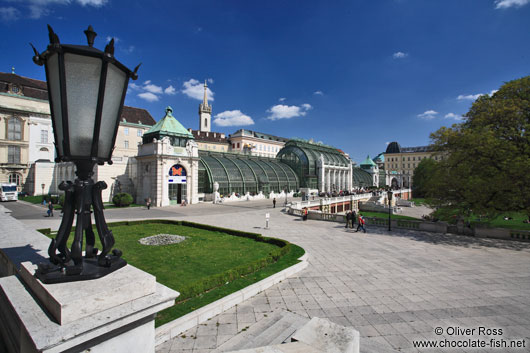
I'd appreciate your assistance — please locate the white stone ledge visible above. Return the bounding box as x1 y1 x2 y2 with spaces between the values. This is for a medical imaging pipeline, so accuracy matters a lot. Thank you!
155 251 309 346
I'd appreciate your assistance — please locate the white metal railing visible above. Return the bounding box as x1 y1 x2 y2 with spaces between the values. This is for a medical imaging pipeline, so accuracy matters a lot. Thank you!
290 193 373 210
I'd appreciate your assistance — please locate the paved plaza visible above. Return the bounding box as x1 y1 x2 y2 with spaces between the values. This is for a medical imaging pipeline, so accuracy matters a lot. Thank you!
6 200 530 352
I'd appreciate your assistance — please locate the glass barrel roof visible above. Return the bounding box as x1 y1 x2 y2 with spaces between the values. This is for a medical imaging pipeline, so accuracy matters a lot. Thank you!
198 151 299 194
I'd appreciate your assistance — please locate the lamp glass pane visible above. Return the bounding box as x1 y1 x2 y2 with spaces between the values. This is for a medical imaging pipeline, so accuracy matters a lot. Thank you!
98 63 127 159
46 53 64 157
64 53 102 157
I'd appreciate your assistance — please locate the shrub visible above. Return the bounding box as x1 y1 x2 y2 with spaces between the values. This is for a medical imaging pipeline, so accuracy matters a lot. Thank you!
112 193 133 207
59 194 65 206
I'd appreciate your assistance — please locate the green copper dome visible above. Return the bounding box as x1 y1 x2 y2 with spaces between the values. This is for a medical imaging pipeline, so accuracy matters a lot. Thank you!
360 155 377 167
145 106 194 139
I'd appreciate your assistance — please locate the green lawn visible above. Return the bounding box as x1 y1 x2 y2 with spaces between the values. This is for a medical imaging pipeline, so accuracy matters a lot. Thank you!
359 211 420 220
409 198 427 206
470 212 530 231
41 220 303 326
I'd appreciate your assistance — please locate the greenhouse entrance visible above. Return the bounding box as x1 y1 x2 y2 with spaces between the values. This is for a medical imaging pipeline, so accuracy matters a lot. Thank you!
168 164 187 205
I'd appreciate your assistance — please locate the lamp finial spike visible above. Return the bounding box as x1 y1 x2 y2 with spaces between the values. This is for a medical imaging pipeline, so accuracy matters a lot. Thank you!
84 25 97 47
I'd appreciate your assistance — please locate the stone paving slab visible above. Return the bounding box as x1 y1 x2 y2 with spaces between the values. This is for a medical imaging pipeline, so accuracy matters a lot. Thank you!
154 204 530 353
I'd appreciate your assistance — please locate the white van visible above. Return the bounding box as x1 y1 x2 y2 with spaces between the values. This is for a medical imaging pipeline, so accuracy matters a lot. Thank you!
0 183 18 201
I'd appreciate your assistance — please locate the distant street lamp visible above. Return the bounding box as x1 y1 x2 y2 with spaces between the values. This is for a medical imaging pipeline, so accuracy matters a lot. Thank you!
387 190 393 231
284 185 288 207
31 25 140 283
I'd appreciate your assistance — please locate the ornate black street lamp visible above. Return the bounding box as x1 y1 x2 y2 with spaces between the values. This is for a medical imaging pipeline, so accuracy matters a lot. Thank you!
31 25 140 283
387 190 393 231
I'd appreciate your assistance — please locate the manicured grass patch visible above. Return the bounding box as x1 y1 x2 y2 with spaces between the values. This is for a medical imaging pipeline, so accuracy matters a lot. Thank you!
432 208 530 231
155 244 305 327
410 198 427 206
359 211 420 220
21 195 46 204
470 213 530 231
40 220 302 326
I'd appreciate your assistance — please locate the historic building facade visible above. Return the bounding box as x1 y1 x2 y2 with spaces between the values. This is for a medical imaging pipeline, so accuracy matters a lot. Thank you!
136 107 199 206
383 141 435 188
228 129 288 158
0 71 50 191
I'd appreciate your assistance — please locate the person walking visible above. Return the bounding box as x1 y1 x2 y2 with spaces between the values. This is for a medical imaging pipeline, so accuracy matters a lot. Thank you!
356 214 366 233
146 197 152 210
273 198 276 208
47 201 54 217
352 210 357 229
345 210 351 228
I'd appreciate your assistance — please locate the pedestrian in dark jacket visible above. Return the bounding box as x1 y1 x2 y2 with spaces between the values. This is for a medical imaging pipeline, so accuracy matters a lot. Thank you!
352 210 357 228
47 201 54 217
345 211 351 228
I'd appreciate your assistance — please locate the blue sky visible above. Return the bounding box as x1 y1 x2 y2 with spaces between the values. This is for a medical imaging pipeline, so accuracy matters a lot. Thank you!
1 0 529 163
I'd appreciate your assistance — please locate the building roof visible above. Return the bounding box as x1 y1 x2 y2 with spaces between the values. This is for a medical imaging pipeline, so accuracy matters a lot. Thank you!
360 155 377 167
373 152 384 163
0 72 155 126
352 168 373 187
230 129 289 142
385 141 431 154
121 106 156 126
189 129 228 144
0 72 48 100
145 106 193 138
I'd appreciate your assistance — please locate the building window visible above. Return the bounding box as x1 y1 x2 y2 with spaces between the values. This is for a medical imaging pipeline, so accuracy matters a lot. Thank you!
124 140 129 149
204 119 207 128
40 129 48 143
7 117 22 140
137 129 142 137
8 146 21 164
8 173 21 186
237 143 240 148
124 127 129 136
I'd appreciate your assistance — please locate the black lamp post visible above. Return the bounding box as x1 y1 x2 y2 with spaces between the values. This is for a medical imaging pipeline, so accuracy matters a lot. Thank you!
387 190 392 231
284 185 288 207
31 25 140 283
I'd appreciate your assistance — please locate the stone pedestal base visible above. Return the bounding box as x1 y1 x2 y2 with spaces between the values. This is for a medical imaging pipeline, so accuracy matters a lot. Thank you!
0 267 178 353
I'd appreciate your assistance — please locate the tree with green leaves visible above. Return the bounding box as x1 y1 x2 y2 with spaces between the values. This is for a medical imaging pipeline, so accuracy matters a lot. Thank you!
426 76 530 221
412 158 437 198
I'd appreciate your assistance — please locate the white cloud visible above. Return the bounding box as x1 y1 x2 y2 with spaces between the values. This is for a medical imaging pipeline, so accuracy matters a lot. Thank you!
14 0 107 19
444 113 464 121
106 36 119 43
313 90 324 95
181 78 214 101
214 110 254 127
457 93 483 101
77 0 107 6
278 97 286 102
393 51 409 59
164 85 176 95
0 7 20 21
143 83 163 94
417 110 439 120
207 78 214 84
132 80 176 101
267 104 312 120
138 92 159 102
495 0 530 9
457 89 498 101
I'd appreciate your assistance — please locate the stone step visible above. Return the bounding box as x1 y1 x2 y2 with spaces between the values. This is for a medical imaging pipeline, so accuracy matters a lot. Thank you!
218 311 309 351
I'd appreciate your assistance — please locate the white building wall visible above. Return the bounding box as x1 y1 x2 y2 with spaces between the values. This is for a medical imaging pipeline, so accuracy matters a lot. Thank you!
28 116 54 163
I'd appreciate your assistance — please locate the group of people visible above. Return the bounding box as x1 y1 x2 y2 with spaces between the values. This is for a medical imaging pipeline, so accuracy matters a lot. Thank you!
345 210 366 233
